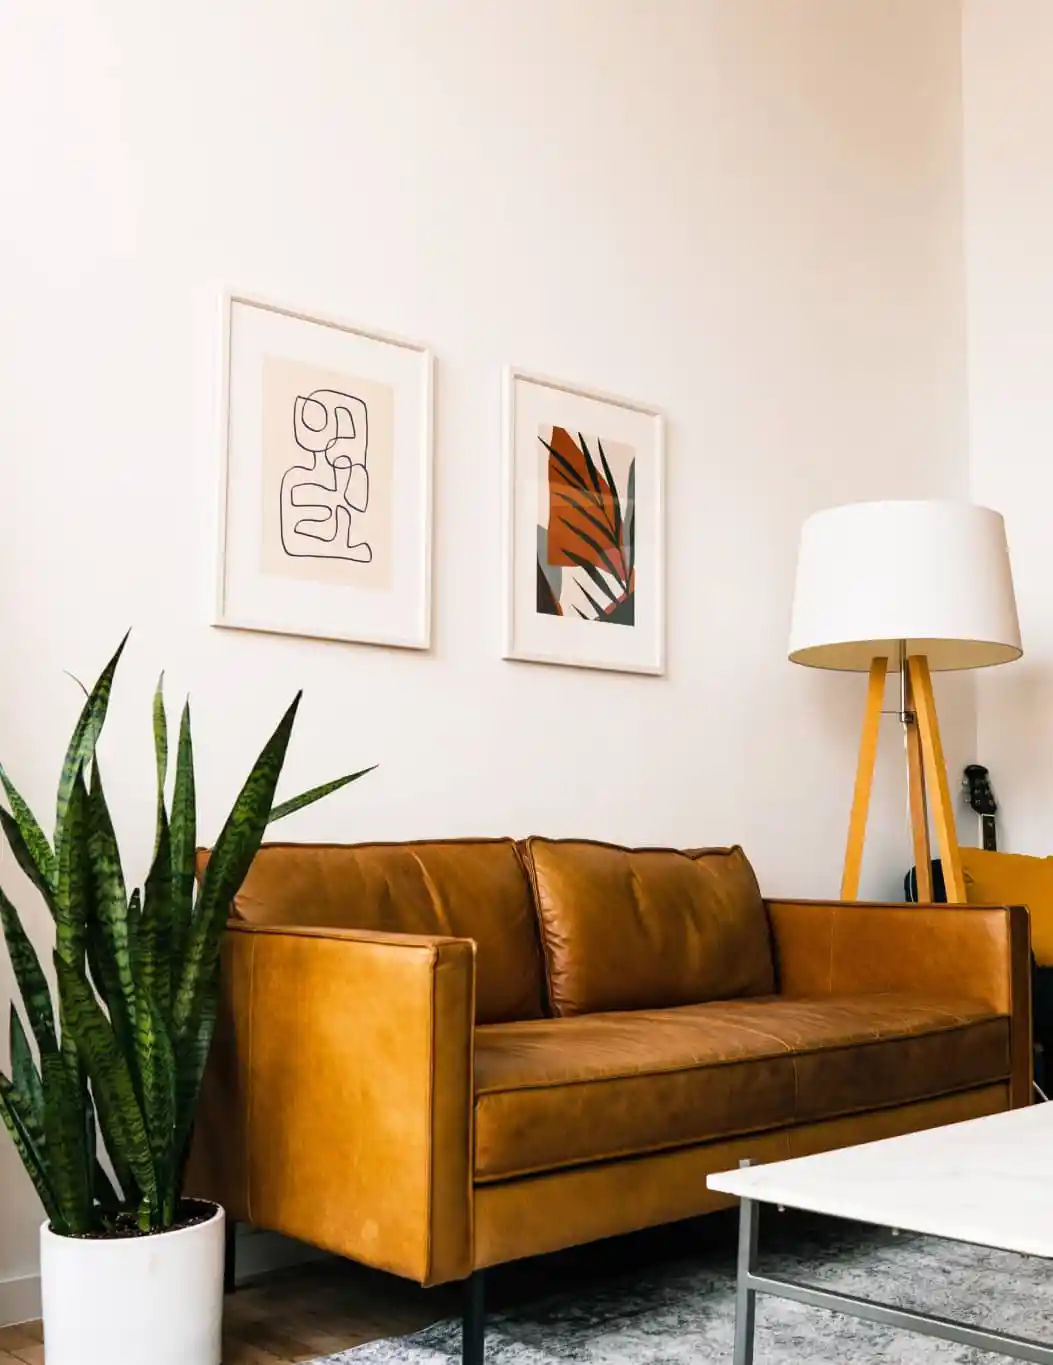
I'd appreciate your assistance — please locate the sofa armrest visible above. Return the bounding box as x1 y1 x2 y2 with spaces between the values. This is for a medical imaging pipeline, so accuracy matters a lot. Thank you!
766 899 1032 1106
187 922 476 1286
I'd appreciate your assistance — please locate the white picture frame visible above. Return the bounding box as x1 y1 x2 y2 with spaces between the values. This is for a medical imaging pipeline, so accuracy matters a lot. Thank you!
213 293 433 650
502 367 665 674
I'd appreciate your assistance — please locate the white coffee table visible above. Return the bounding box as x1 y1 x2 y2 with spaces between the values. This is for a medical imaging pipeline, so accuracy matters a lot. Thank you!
708 1103 1053 1364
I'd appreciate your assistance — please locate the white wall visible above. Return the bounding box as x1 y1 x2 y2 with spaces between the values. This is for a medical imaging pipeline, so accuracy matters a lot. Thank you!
0 0 970 1311
964 0 1053 853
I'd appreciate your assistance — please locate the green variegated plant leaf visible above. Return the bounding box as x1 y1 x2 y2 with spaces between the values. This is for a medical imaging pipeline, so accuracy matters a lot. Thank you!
127 885 142 973
55 633 129 859
54 767 90 972
0 808 57 917
172 975 218 1173
152 674 167 812
268 766 377 825
173 694 302 1040
93 1158 122 1216
41 1051 91 1234
55 957 156 1211
0 763 56 896
0 885 57 1052
55 767 92 1113
168 703 196 999
137 989 177 1216
9 1005 44 1141
0 764 54 875
141 811 172 1020
83 1084 97 1199
88 1054 140 1212
86 766 136 1045
0 636 370 1236
0 1075 61 1227
85 912 137 1103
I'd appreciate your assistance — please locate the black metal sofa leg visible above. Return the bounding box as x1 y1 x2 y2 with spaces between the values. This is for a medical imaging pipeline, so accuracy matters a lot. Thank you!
463 1269 485 1364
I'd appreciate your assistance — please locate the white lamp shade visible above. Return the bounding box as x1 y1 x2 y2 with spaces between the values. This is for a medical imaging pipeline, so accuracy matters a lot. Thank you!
789 500 1022 671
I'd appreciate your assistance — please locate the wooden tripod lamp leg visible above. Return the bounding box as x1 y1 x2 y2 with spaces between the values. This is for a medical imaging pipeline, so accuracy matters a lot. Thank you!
841 656 888 900
908 655 966 903
904 665 933 903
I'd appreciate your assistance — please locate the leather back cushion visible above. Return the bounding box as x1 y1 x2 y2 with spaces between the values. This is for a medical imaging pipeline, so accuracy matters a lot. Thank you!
202 839 544 1024
522 839 775 1016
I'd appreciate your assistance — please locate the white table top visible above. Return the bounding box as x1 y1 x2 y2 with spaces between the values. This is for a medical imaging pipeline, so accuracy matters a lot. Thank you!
708 1104 1053 1258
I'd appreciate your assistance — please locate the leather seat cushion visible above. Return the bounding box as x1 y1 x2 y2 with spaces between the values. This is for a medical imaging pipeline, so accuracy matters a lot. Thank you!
208 839 544 1024
522 839 775 1016
473 994 1010 1181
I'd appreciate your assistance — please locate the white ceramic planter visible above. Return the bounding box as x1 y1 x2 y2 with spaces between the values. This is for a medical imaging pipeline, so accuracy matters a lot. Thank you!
40 1203 224 1365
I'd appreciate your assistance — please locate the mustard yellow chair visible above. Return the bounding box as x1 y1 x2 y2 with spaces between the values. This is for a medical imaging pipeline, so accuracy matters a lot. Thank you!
961 848 1053 965
961 847 1053 1090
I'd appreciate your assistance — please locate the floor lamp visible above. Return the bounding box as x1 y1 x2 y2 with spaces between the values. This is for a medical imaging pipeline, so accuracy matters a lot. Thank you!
788 501 1021 903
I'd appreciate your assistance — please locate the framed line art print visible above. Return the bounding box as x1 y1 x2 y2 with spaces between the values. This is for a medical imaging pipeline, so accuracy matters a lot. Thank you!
213 294 433 649
503 368 665 674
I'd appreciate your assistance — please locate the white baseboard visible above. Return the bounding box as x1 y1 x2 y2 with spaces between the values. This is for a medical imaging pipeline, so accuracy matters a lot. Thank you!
0 1226 325 1328
0 1272 42 1329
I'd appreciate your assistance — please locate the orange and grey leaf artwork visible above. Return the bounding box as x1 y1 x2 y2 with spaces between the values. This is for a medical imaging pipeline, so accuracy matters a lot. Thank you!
280 388 373 563
536 425 636 625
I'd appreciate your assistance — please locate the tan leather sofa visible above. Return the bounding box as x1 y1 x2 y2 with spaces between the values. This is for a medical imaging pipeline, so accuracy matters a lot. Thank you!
191 837 1030 1350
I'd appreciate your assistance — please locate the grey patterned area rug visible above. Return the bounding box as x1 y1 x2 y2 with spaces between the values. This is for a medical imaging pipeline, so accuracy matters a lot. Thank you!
312 1217 1053 1363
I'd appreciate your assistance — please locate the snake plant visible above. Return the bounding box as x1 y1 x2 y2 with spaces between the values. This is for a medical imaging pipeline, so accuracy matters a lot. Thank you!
0 634 371 1235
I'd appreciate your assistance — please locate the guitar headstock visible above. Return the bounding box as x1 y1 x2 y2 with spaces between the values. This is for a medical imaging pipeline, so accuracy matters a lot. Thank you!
963 763 997 817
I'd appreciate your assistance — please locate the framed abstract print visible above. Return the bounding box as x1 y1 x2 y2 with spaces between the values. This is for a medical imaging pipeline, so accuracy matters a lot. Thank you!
214 294 433 649
502 368 665 674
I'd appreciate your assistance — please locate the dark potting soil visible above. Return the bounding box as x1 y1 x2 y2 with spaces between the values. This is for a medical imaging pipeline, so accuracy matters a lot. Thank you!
56 1198 219 1241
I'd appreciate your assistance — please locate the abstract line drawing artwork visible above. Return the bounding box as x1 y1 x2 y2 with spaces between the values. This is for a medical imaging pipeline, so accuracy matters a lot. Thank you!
536 426 636 626
259 355 395 593
281 388 373 563
215 294 432 650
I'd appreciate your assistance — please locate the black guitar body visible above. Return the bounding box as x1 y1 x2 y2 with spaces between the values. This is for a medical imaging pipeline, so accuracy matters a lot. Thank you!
904 859 947 904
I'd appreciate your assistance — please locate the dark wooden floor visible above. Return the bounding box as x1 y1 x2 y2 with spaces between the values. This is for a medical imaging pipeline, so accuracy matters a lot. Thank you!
0 1258 445 1365
223 1258 457 1363
0 1212 740 1363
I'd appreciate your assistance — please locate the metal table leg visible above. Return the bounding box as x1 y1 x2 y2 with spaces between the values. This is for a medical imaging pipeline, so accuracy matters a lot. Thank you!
733 1193 759 1365
731 1174 1053 1365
